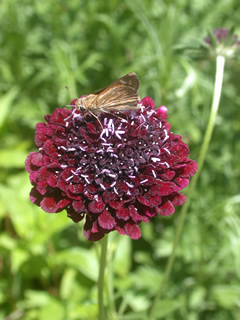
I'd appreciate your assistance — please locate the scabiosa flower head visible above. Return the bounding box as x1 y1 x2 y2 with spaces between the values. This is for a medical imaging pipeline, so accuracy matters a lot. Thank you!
203 28 240 58
25 97 197 241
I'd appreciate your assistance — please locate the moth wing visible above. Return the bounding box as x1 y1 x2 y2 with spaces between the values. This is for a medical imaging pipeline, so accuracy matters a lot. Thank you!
93 72 140 112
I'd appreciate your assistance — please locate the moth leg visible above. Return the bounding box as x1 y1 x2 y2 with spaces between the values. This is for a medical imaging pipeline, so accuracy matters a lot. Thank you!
101 109 125 121
87 110 103 129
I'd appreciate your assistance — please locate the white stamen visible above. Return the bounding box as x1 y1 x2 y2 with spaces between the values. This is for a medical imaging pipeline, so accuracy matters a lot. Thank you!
151 157 161 162
108 119 113 128
100 183 106 190
109 173 117 178
162 129 169 142
85 177 90 184
115 132 122 139
71 170 79 176
114 187 119 194
140 179 148 184
101 169 110 174
164 147 170 154
100 129 107 138
68 148 76 151
152 170 157 178
126 182 134 188
66 175 73 181
102 143 112 146
164 161 170 168
110 181 116 187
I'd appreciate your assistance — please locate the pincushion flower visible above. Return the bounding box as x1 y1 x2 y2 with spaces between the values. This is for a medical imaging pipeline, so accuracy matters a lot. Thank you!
25 97 197 241
203 28 240 58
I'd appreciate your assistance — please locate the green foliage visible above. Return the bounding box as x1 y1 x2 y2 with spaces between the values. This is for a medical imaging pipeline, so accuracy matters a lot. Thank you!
0 0 240 319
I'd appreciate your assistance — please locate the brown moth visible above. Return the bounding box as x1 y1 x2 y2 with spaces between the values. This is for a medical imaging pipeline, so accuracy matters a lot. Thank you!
74 72 141 121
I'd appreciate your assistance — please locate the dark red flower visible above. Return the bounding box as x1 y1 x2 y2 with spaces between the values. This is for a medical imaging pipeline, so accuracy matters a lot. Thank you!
25 97 197 241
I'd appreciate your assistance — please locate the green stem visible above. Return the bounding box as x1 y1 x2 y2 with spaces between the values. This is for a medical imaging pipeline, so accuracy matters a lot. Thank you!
149 55 225 319
98 235 108 320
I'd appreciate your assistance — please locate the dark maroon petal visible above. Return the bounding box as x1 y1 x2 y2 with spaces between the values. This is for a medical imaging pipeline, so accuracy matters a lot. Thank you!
115 226 126 235
35 123 53 147
181 161 198 178
72 199 85 213
174 177 189 189
40 197 58 213
50 108 70 125
67 207 84 223
31 152 44 167
68 184 84 194
109 201 123 210
137 196 151 206
141 97 155 109
158 182 177 196
56 199 71 210
116 207 129 221
87 122 98 134
124 223 141 240
84 229 104 241
98 210 116 229
88 198 105 213
42 140 58 157
157 201 175 216
25 152 38 172
129 205 142 222
30 171 38 184
29 188 41 205
170 193 186 206
47 175 57 187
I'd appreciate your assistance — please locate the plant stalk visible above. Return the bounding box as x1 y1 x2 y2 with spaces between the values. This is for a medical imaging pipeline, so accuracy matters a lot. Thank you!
149 55 225 319
98 235 109 320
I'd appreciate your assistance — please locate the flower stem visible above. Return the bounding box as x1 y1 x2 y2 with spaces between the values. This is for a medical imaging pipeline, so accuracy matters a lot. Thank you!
98 234 108 320
149 55 225 319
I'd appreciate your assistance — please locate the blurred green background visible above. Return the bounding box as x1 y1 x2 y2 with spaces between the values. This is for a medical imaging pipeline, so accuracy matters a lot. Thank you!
0 0 240 319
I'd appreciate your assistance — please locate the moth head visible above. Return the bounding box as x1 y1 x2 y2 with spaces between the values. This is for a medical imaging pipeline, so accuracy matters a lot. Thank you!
75 98 87 112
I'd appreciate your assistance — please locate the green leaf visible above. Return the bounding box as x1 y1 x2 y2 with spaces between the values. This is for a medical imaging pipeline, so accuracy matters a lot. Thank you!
24 290 52 308
211 285 240 309
60 268 77 300
0 87 19 128
39 299 65 320
0 149 28 168
55 248 98 282
11 248 29 272
151 299 182 319
113 235 132 276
